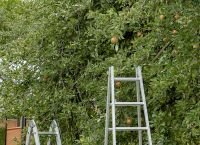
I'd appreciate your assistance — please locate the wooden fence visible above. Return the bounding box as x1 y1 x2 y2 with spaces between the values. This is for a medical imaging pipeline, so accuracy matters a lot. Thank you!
0 119 21 145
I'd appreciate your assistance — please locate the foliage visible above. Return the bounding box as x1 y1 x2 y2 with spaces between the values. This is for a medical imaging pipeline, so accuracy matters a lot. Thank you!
0 127 6 145
0 0 199 144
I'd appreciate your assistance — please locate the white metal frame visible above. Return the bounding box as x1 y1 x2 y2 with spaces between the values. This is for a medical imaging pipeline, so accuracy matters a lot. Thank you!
104 66 152 145
25 120 62 145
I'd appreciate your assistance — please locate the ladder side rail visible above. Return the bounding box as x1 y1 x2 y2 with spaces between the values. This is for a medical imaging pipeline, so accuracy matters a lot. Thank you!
31 120 41 145
137 67 152 145
136 68 142 145
104 68 111 145
25 123 33 145
111 66 117 145
47 121 53 145
53 120 62 145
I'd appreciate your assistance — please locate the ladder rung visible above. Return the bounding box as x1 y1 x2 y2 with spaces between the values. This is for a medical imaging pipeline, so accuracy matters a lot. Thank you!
109 127 148 131
114 77 140 81
110 102 144 106
38 131 57 135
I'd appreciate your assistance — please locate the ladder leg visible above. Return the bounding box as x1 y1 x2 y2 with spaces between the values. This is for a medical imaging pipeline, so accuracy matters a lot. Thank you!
25 124 32 145
47 122 53 145
137 67 152 145
136 70 142 145
55 129 62 145
104 68 111 145
53 121 62 145
111 66 117 145
32 120 41 145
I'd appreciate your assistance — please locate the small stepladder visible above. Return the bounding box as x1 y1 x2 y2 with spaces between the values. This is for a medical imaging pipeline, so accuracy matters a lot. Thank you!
25 120 62 145
104 66 152 145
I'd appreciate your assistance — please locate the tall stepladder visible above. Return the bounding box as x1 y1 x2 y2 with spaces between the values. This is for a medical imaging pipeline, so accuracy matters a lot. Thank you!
25 120 62 145
104 66 152 145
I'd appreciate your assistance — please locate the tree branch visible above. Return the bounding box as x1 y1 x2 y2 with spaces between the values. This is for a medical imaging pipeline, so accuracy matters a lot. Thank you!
152 41 172 62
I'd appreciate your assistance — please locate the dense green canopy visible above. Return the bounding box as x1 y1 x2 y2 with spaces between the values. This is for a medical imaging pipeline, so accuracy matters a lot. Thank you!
0 0 199 144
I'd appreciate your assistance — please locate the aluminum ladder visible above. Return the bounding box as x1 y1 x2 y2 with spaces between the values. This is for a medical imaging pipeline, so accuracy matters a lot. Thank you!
104 66 152 145
25 120 62 145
